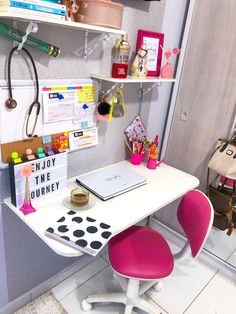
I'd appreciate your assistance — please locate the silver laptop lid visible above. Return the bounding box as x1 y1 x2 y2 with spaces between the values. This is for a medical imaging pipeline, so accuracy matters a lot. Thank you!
76 165 147 200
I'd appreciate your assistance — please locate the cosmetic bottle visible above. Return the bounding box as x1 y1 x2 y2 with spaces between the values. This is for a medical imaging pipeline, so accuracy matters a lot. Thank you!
112 34 130 78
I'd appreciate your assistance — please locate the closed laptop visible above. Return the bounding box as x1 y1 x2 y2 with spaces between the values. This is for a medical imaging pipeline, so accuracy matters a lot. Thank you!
76 165 147 200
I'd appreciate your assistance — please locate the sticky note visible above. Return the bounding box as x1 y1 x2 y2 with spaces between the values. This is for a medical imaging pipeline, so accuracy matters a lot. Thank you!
42 135 52 144
81 121 89 129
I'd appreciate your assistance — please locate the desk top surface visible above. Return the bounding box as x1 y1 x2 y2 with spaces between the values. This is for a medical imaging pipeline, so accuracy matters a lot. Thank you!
4 160 199 257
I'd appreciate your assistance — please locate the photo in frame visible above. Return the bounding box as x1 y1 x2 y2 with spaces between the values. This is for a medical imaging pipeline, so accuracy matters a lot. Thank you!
136 29 164 76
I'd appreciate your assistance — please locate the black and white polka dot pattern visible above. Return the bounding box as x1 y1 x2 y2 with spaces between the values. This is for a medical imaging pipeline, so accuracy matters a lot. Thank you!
46 211 113 256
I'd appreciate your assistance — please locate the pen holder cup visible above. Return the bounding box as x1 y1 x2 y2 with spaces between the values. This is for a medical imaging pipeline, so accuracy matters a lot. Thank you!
147 158 157 170
131 153 143 165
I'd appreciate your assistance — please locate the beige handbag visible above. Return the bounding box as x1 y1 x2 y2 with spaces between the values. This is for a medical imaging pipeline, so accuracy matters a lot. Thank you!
208 134 236 179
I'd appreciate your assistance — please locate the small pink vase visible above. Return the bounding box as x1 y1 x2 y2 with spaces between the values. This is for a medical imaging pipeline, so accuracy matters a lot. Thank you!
161 62 174 79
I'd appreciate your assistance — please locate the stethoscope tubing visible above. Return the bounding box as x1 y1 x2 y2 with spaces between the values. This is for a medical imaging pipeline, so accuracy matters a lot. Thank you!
7 46 41 137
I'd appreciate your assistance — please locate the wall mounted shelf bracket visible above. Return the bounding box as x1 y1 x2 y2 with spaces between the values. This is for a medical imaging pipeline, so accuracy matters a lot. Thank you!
138 81 163 115
138 81 163 98
97 80 124 98
83 31 110 60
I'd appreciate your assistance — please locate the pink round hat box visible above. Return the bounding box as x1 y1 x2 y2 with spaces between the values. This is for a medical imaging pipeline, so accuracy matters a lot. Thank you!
75 0 124 29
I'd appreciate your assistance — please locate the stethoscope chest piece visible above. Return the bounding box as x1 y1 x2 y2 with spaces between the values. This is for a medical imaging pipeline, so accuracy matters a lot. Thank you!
6 98 17 109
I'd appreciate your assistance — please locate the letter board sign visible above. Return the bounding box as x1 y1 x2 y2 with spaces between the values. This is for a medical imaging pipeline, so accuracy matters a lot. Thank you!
9 153 67 207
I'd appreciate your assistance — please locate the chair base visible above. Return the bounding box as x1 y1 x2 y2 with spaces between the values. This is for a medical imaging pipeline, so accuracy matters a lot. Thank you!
81 292 160 314
81 277 161 314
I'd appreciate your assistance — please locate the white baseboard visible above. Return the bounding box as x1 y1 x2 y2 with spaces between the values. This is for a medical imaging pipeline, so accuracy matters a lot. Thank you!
150 217 236 282
0 254 93 314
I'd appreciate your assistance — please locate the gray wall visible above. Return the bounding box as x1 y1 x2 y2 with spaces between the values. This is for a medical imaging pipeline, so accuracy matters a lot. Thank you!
155 0 236 232
0 0 166 307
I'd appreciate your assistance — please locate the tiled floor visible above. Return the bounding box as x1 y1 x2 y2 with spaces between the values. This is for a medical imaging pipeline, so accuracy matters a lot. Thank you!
204 228 236 267
15 238 236 314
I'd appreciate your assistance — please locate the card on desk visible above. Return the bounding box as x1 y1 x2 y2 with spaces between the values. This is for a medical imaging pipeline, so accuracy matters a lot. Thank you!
45 210 114 256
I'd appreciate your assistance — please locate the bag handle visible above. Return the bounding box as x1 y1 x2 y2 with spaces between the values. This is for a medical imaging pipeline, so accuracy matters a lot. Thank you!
219 133 236 153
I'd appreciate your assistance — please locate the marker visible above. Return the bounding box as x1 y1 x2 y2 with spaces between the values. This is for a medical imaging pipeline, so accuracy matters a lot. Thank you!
154 135 159 146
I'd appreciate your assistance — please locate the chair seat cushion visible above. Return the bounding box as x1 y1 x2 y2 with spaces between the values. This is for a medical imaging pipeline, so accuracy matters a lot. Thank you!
108 225 174 280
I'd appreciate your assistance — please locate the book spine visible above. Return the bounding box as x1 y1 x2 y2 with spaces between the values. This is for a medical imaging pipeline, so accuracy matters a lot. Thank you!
30 0 64 5
15 0 66 10
0 6 65 19
8 1 66 15
0 0 65 10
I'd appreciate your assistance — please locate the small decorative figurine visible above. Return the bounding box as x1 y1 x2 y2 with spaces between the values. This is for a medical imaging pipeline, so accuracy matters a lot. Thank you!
131 41 148 78
11 151 22 164
19 164 36 215
25 148 36 161
45 145 54 156
58 132 69 149
161 47 180 79
147 144 159 170
64 0 79 22
55 143 65 153
37 147 46 158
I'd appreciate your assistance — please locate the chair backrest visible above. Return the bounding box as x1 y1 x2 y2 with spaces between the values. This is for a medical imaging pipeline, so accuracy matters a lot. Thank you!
177 189 214 258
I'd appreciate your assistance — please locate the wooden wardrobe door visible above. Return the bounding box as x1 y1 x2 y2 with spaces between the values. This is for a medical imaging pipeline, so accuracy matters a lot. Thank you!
166 0 236 191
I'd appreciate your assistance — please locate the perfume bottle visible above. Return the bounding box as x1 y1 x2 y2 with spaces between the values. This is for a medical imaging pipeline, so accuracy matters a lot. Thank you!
112 34 130 79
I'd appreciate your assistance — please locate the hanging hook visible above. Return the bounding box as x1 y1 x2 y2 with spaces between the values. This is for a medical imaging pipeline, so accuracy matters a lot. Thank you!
17 21 38 51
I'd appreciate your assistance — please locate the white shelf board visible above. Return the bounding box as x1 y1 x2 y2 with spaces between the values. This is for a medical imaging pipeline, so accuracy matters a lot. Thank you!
0 12 126 35
91 74 176 83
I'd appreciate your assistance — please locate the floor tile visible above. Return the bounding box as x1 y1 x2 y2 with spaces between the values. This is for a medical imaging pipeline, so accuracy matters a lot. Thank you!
52 257 108 301
204 228 236 262
226 248 236 268
146 255 216 314
60 266 166 314
184 273 236 314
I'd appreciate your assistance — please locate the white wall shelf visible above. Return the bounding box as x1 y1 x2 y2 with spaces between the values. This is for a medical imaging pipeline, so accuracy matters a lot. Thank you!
0 12 126 35
91 74 176 84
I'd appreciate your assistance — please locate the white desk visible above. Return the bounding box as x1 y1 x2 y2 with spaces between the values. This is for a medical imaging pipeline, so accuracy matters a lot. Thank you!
4 160 199 257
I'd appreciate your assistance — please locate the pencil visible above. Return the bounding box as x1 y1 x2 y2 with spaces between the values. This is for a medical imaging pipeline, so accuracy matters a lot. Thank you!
125 140 132 152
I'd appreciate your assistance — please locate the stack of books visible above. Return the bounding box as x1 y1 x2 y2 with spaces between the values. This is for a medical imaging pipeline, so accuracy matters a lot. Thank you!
0 0 66 20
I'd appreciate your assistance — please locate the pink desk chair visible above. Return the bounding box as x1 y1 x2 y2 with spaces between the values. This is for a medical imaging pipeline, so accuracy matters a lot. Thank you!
81 190 213 314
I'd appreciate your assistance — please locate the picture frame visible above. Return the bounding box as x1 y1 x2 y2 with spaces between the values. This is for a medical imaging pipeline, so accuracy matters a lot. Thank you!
136 29 164 76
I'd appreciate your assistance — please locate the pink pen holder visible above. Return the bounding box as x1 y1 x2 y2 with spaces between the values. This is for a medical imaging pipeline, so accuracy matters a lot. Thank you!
147 157 157 170
131 153 143 165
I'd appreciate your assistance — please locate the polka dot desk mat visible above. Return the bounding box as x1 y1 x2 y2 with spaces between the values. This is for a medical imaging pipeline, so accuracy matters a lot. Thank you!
45 210 114 256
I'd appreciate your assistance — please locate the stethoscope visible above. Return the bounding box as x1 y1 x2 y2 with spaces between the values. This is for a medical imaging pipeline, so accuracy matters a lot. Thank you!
6 46 41 138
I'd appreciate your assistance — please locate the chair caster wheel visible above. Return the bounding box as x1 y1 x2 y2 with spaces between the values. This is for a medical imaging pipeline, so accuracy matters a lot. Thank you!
81 299 92 311
154 281 163 292
113 272 118 280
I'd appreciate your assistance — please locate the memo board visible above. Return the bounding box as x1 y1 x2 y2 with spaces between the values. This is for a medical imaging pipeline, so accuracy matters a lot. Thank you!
0 79 98 167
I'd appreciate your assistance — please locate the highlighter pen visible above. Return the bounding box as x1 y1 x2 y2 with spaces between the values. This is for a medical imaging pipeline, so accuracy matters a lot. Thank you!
0 22 60 57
